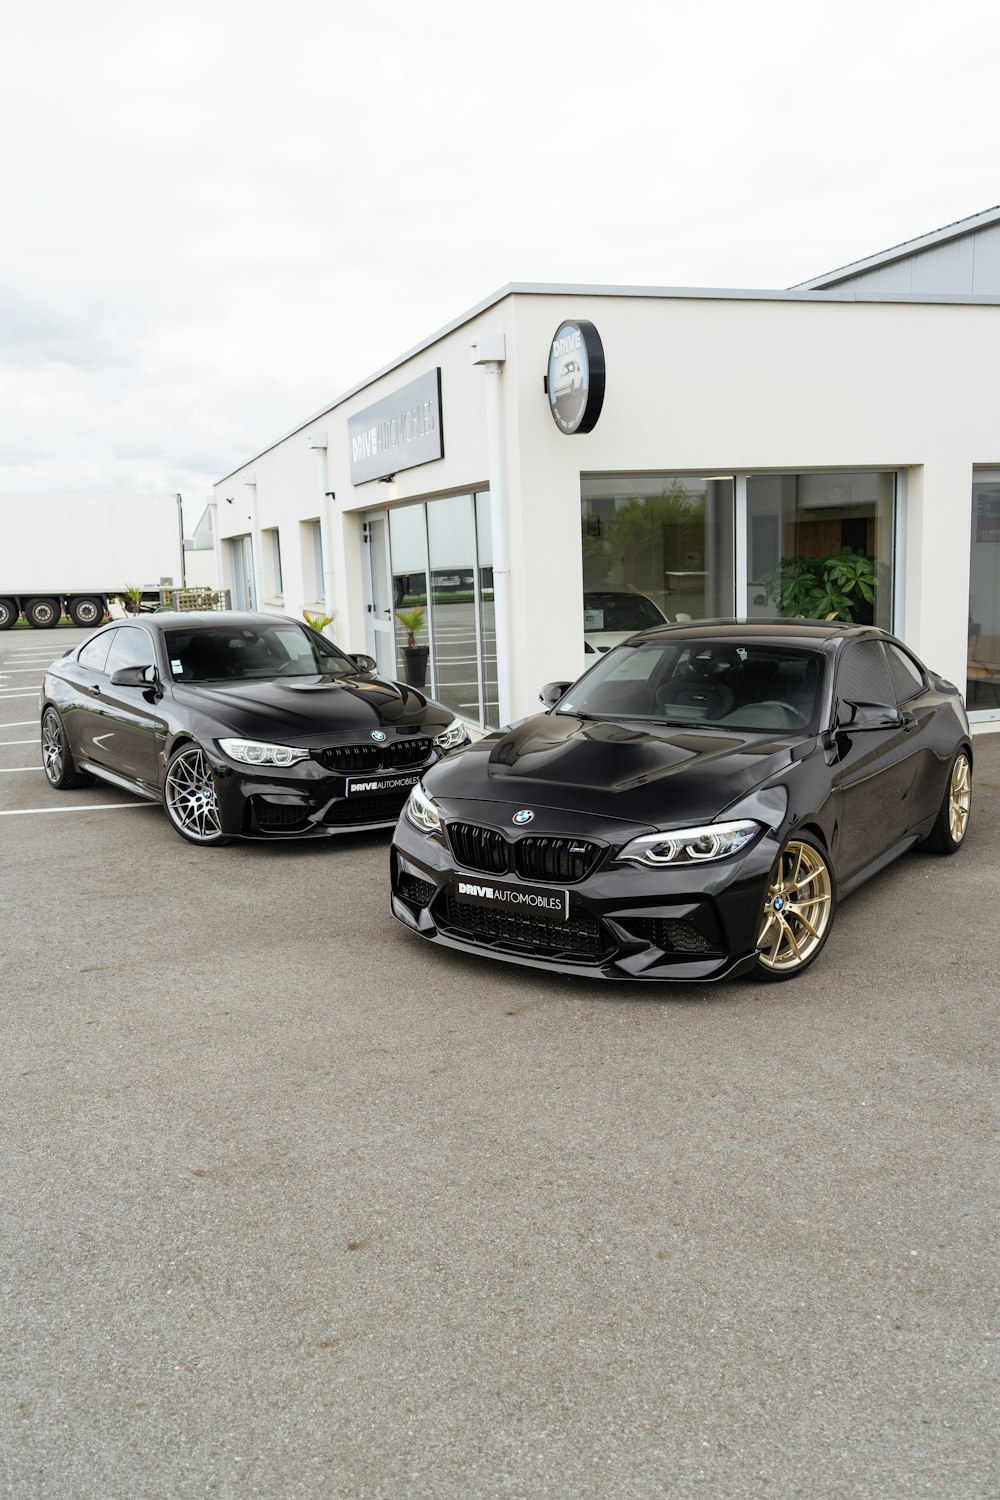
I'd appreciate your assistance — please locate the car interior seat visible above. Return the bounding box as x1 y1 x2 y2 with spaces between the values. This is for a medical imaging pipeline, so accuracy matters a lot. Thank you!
656 657 736 720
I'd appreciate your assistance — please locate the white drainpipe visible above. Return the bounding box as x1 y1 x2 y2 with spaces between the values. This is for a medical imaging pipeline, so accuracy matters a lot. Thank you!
470 332 511 725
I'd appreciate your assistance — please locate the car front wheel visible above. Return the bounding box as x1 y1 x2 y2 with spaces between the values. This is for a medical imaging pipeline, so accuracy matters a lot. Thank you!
163 744 229 846
754 833 836 981
41 708 92 789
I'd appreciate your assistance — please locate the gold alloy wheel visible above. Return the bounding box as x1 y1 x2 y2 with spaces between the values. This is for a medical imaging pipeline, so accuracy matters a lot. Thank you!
756 838 834 975
948 753 972 844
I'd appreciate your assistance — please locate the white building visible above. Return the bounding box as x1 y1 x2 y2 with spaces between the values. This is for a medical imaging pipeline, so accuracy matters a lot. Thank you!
213 208 1000 730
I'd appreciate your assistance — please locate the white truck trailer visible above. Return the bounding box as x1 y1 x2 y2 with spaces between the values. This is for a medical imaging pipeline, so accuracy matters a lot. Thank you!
0 493 185 628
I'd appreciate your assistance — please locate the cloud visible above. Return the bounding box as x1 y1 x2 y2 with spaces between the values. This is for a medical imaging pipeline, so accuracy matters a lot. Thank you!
0 0 998 520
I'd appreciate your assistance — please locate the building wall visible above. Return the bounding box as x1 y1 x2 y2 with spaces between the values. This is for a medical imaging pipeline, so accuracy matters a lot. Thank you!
214 288 1000 720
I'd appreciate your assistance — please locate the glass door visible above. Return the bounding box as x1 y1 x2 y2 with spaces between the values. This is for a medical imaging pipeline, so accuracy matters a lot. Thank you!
968 469 1000 720
362 513 395 673
228 535 256 610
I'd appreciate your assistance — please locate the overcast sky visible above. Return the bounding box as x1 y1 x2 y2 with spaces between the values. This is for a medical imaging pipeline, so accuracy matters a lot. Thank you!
2 0 998 531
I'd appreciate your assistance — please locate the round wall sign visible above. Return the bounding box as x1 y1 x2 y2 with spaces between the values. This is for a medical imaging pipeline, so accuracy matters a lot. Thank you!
547 320 605 434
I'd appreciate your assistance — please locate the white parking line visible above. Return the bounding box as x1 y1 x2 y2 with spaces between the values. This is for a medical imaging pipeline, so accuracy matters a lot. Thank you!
0 766 44 773
1 667 52 673
0 693 41 699
0 720 39 727
0 802 151 817
0 738 39 745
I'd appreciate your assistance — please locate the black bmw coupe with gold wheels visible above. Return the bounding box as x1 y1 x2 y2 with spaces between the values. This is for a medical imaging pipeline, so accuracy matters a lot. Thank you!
391 621 972 984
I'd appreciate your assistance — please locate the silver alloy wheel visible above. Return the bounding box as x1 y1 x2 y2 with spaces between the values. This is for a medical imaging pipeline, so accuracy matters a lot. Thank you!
164 745 224 843
41 711 64 785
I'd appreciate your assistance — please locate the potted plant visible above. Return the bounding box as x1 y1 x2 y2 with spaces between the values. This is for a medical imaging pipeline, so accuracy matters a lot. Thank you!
303 608 338 641
760 548 877 624
396 607 429 688
121 584 145 615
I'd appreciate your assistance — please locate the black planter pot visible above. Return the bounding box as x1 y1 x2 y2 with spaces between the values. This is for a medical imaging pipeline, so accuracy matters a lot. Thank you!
403 645 429 688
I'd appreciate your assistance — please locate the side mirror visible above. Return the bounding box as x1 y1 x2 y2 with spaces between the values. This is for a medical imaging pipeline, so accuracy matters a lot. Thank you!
110 665 157 689
836 700 905 732
351 653 377 673
539 680 573 708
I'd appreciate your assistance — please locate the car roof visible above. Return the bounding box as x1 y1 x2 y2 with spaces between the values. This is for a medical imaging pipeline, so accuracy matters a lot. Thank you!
630 617 883 647
136 611 302 631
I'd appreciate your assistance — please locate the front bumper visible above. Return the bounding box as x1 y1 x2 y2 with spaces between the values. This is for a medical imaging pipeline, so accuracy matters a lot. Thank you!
390 800 782 983
210 755 432 839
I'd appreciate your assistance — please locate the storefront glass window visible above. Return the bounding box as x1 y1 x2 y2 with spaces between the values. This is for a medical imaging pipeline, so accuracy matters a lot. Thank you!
746 472 894 628
426 495 479 722
580 476 735 644
388 503 430 684
967 469 1000 716
381 492 494 727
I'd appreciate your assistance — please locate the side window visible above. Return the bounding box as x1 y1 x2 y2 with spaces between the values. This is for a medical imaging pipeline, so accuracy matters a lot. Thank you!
78 632 114 673
836 640 894 706
885 644 925 704
104 626 154 676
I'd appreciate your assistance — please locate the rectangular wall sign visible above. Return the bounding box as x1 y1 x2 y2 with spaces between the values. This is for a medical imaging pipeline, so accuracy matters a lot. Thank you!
348 369 443 485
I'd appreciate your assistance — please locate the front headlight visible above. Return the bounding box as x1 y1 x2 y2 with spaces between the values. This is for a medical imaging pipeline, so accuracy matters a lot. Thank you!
405 781 442 834
434 717 469 751
218 737 311 767
617 820 761 867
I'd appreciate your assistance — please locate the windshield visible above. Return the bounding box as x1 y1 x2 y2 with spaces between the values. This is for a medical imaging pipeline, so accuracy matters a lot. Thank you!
584 592 665 631
163 623 359 683
557 638 825 733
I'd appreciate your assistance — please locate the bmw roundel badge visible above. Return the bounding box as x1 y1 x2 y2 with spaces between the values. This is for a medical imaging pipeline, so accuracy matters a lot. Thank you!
512 809 534 825
371 730 387 741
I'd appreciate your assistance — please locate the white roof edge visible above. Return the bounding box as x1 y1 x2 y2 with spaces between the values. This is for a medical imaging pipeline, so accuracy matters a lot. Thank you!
214 279 1000 486
790 205 1000 289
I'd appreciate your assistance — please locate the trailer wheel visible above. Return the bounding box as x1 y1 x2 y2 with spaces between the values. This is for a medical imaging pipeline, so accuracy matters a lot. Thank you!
0 597 18 630
25 597 61 628
68 596 104 628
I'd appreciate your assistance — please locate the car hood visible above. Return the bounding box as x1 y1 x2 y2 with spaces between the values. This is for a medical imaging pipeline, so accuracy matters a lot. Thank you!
425 711 807 826
169 673 449 739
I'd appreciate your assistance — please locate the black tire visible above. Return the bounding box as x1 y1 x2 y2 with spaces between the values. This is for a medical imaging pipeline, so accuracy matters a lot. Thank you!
0 597 18 630
162 743 230 846
68 596 104 628
41 707 92 789
920 749 972 855
754 831 837 982
25 597 61 629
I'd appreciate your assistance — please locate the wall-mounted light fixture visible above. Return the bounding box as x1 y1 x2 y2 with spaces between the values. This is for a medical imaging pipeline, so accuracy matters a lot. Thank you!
377 474 396 484
325 491 336 501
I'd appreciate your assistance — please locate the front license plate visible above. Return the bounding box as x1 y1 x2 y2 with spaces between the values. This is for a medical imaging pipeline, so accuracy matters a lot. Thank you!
451 876 569 921
346 772 421 796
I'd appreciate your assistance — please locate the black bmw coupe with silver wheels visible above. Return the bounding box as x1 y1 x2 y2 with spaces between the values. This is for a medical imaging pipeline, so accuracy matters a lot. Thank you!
41 612 467 845
391 621 972 984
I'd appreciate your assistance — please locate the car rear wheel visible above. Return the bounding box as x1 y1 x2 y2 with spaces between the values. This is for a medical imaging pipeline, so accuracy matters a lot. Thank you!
920 750 972 855
754 834 836 981
41 708 92 789
163 744 229 846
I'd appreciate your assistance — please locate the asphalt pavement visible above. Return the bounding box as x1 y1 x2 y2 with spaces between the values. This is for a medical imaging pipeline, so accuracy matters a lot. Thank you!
1 625 997 1499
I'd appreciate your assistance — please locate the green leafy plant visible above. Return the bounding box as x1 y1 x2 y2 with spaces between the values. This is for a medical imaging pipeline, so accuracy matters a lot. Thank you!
303 609 337 634
121 584 145 614
396 607 426 648
760 547 877 623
